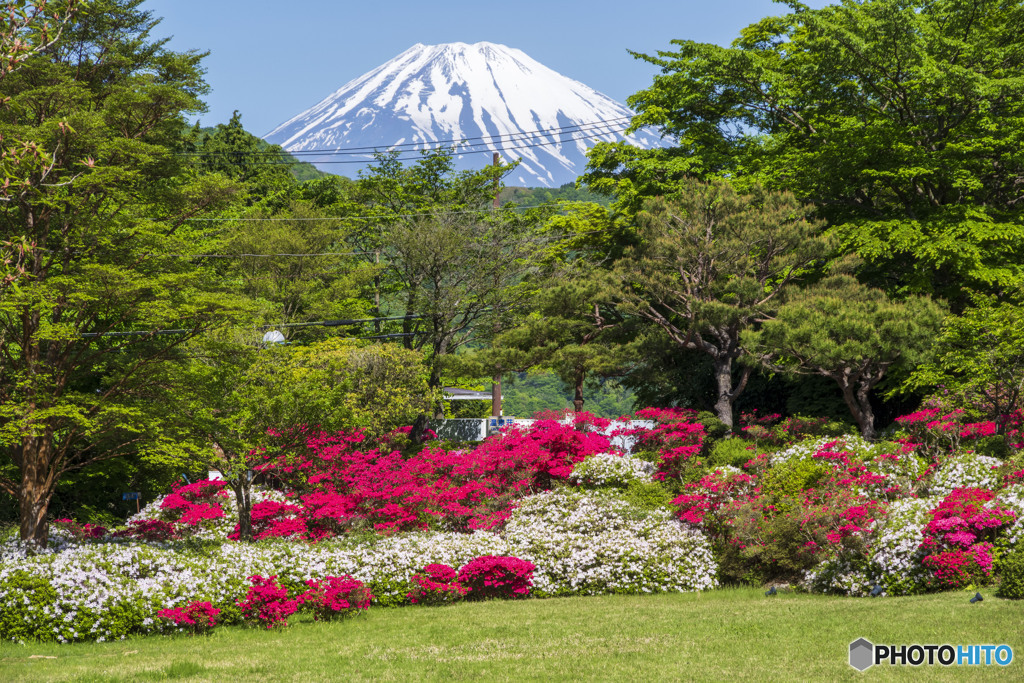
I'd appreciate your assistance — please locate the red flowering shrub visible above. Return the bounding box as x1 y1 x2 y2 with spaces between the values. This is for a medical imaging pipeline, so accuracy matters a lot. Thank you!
237 575 298 629
298 576 373 621
157 601 220 634
158 479 228 531
407 563 469 605
253 416 613 538
619 408 705 484
457 556 535 600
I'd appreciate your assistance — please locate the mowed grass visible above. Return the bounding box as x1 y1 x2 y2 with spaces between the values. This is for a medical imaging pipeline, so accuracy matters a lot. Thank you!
1 588 1021 682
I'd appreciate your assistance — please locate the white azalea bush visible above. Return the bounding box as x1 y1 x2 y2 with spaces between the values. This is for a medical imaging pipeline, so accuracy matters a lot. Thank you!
505 489 717 596
928 452 1002 498
567 452 655 488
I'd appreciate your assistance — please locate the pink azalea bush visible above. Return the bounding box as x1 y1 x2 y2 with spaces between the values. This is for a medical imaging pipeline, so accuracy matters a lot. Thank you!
157 601 220 634
457 555 535 600
919 488 1016 589
298 576 373 621
237 575 298 629
407 563 469 605
159 479 229 529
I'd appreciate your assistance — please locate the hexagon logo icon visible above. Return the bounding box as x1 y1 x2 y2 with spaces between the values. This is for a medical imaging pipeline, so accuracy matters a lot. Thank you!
849 638 874 671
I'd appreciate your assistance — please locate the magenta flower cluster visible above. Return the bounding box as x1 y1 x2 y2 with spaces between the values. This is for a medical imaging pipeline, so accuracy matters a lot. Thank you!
920 488 1016 589
455 555 536 600
407 563 470 605
298 575 373 621
157 601 221 634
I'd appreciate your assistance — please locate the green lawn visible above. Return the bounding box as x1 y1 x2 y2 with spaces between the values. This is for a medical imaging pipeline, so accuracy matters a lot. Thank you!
0 588 1020 681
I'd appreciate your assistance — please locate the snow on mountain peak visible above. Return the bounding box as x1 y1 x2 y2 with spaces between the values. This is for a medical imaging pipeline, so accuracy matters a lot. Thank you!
264 42 664 187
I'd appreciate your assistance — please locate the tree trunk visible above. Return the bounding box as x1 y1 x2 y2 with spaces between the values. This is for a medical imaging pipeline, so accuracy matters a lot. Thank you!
18 434 55 550
712 356 735 430
838 379 877 441
573 368 585 413
232 477 254 542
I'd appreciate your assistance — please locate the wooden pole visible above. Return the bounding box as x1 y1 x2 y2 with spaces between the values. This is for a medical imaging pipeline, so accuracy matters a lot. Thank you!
491 152 502 419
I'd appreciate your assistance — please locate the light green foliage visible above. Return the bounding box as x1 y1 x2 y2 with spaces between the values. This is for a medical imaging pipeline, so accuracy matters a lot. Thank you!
997 547 1024 599
909 284 1024 420
352 151 553 402
214 200 370 342
618 480 674 513
586 0 1024 299
613 178 830 428
760 460 830 510
709 438 756 469
743 275 946 439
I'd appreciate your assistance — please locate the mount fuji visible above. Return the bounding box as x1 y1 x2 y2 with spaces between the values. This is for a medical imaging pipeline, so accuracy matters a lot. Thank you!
263 42 665 187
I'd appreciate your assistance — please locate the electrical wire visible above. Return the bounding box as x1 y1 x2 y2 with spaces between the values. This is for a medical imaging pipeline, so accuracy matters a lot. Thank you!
180 117 636 158
79 313 428 338
184 123 636 167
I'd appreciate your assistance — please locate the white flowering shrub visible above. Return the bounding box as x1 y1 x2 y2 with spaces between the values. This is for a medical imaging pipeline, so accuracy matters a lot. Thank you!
995 485 1024 548
567 452 654 488
505 490 717 596
928 453 1002 498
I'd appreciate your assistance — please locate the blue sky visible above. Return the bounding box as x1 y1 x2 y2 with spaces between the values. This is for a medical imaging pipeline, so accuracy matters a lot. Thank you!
144 0 831 137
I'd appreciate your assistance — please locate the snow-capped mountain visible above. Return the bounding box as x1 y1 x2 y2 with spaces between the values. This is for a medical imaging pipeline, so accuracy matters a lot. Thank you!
264 42 665 187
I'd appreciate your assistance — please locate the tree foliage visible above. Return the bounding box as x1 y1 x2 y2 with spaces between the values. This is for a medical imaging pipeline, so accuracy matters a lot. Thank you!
585 0 1024 300
908 283 1024 421
0 0 242 546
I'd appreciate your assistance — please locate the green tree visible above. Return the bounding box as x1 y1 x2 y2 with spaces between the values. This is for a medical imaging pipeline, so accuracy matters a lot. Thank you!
613 178 829 429
743 275 946 439
908 284 1024 422
184 111 310 205
354 151 552 411
585 0 1024 301
0 0 239 546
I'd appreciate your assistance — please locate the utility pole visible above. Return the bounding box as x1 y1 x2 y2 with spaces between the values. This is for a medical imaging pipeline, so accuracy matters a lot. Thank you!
491 151 502 420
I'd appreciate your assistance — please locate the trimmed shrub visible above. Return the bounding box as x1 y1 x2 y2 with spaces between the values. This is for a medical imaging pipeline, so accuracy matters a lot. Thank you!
407 564 469 605
237 575 297 629
298 576 372 621
997 548 1024 599
458 556 535 600
157 601 220 634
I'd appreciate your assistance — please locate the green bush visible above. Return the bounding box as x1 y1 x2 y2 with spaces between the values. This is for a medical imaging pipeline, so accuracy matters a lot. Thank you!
0 571 57 642
997 548 1024 599
618 480 674 512
760 459 830 510
695 411 730 444
710 438 756 469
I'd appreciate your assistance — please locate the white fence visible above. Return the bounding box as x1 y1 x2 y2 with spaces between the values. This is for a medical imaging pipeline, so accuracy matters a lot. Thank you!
428 417 655 454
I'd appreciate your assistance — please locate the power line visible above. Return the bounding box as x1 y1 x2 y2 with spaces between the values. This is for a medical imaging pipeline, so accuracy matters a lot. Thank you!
183 206 534 222
180 117 636 158
79 313 428 338
187 124 635 167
